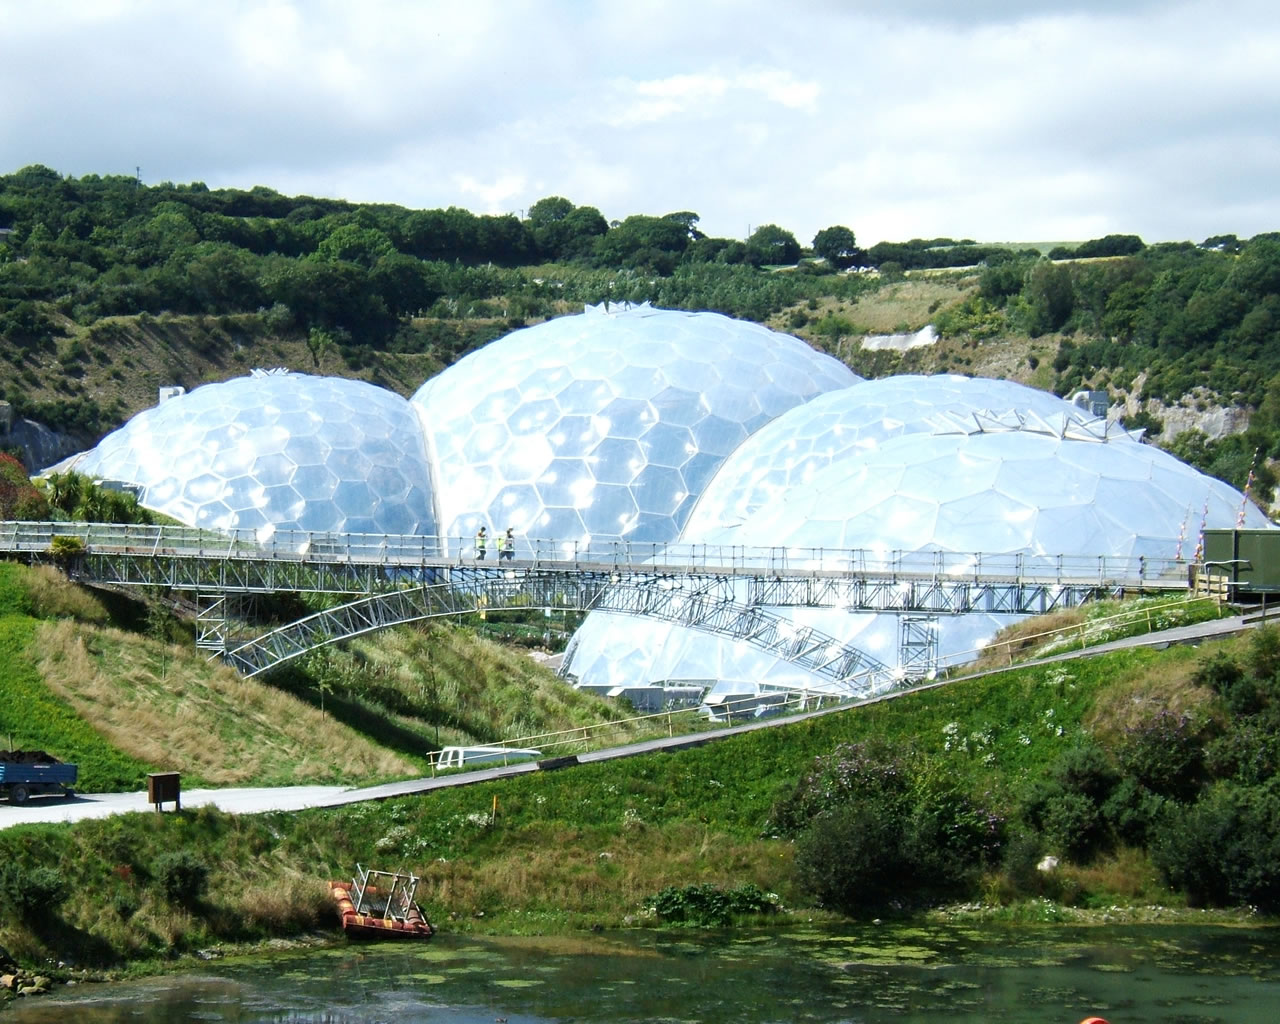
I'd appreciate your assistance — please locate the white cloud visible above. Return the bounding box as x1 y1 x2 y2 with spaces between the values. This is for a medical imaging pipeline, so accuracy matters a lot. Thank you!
454 173 527 213
0 0 1277 246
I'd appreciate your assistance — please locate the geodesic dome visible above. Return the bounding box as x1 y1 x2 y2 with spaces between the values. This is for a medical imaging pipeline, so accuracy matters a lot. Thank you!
410 302 858 550
715 428 1266 557
562 395 1269 699
683 374 1138 536
69 371 438 538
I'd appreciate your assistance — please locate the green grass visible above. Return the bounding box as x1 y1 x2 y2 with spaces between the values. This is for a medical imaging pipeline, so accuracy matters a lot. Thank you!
0 634 1246 969
0 566 153 790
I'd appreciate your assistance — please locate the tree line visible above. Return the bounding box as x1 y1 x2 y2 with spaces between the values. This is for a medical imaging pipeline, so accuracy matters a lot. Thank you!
930 232 1280 498
0 165 873 349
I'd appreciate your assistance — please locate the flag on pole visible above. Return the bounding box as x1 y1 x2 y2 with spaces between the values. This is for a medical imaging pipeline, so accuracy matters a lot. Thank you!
1237 447 1260 528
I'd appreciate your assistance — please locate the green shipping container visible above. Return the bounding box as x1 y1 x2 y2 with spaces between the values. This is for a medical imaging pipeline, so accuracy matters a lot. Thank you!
1201 529 1280 596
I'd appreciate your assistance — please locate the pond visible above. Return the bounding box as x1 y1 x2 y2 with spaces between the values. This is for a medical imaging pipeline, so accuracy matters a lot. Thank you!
8 922 1279 1023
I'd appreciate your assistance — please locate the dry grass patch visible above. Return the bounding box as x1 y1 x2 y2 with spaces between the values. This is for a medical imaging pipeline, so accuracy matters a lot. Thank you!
415 823 790 924
342 624 658 750
851 278 976 334
1083 650 1218 743
22 565 112 623
33 618 415 786
1059 846 1166 904
971 609 1087 671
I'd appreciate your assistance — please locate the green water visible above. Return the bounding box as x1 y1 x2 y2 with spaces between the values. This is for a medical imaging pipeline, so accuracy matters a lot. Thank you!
8 922 1279 1022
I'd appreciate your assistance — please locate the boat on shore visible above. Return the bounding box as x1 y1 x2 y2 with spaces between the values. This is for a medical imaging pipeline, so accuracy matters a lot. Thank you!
329 864 435 940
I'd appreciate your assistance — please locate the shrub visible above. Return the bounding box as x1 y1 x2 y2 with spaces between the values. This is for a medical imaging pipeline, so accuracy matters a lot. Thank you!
1051 742 1119 804
1000 830 1048 894
1116 710 1206 801
49 535 86 563
1192 650 1243 693
1205 718 1280 785
649 883 778 926
111 887 140 919
1244 626 1280 683
1151 781 1280 911
1041 792 1105 862
154 849 209 907
793 798 906 915
764 740 907 837
0 863 68 921
1101 777 1167 845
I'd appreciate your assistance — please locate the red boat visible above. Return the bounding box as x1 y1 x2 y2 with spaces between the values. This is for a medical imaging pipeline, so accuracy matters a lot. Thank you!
330 865 435 941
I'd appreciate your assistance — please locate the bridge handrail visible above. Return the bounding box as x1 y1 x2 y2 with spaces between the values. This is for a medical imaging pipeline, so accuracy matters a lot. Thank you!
0 519 1187 583
0 520 1189 585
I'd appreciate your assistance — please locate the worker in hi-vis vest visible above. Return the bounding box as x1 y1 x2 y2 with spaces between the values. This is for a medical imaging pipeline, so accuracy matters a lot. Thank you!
475 525 487 560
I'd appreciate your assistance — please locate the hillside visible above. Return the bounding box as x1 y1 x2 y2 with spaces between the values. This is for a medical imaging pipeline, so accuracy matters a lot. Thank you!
3 168 1279 504
1 609 1275 970
0 562 652 791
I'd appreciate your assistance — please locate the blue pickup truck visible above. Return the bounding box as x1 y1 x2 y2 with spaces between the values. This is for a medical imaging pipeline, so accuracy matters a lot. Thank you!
0 753 77 804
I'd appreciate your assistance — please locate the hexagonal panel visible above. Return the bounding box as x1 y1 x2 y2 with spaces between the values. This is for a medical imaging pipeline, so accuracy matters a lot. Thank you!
411 303 857 545
70 372 438 542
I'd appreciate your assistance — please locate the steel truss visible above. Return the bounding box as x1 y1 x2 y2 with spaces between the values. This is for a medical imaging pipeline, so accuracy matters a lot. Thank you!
899 615 940 680
0 521 1193 682
224 577 897 697
745 575 1121 613
69 551 1128 616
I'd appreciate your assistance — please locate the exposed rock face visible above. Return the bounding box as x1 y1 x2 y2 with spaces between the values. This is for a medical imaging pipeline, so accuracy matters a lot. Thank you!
0 412 84 472
1114 376 1251 441
861 325 938 352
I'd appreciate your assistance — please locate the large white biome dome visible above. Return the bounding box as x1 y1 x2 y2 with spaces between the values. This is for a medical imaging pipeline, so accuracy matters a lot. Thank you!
70 371 439 538
682 374 1138 537
410 303 858 550
561 376 1270 702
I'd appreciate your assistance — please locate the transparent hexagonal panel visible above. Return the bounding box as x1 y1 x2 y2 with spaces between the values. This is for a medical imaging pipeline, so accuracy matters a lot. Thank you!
70 371 438 542
411 303 859 553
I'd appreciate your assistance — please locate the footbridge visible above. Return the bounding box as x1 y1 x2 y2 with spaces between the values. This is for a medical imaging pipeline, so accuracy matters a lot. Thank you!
0 521 1192 693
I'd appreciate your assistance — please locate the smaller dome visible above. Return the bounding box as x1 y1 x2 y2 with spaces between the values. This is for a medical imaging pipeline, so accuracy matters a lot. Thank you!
73 371 438 540
683 374 1134 538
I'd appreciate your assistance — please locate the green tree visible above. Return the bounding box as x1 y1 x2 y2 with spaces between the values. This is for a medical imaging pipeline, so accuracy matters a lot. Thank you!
316 224 396 269
746 224 800 267
594 215 689 271
812 225 858 268
1022 261 1075 336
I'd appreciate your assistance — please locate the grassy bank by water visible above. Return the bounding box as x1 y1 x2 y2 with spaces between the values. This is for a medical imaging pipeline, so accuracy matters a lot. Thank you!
5 634 1269 976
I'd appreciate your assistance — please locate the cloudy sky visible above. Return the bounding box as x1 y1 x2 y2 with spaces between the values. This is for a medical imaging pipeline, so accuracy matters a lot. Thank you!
2 0 1277 246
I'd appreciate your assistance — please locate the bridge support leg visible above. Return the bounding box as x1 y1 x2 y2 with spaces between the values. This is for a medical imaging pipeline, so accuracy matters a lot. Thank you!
195 592 228 655
899 614 939 681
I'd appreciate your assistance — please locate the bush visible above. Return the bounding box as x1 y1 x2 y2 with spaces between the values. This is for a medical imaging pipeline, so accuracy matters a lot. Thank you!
1041 792 1106 861
764 740 907 837
1051 742 1119 804
1116 710 1206 801
1101 777 1167 845
1244 626 1280 684
649 883 778 926
0 862 68 921
49 535 86 563
1151 781 1280 911
154 849 209 907
794 798 906 915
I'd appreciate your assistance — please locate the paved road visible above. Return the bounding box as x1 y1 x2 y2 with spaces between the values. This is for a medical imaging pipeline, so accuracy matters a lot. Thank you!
1 610 1259 831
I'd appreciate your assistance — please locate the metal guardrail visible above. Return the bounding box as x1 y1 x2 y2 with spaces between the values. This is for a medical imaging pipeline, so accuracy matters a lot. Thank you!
0 520 1190 588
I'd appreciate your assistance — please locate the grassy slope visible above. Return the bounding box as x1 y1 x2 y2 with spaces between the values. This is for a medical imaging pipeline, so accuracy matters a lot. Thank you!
767 271 1058 388
0 635 1232 967
0 564 652 790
